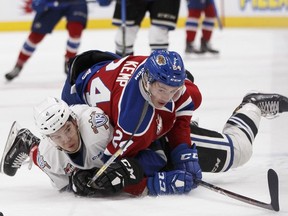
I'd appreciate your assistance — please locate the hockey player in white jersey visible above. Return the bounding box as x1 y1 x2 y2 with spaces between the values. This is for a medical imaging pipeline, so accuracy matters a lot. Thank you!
0 97 115 192
0 97 193 196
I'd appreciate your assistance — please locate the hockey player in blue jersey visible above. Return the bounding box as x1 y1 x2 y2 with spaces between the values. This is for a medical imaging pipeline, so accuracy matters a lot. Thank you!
4 0 111 81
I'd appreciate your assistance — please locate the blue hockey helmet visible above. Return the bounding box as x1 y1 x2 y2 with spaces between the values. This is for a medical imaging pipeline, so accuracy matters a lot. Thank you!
144 50 186 87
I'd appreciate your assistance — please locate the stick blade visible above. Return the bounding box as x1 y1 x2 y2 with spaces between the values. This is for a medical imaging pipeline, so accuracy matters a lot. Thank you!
268 169 280 211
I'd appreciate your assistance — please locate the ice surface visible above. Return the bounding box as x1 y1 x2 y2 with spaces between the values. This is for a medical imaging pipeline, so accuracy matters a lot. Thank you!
0 28 287 216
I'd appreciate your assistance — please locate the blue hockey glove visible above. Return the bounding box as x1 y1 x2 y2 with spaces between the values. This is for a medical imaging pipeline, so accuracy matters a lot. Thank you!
147 170 194 196
171 143 202 184
32 0 48 13
98 0 112 6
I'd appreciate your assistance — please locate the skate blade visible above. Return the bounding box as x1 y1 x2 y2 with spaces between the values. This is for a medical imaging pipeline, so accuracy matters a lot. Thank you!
0 121 20 173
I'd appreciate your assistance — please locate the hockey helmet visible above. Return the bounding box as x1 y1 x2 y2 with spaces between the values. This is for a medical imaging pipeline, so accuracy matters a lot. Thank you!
34 97 71 135
144 50 186 87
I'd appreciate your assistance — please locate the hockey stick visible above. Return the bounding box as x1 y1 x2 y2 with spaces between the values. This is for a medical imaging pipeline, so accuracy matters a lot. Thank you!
121 0 126 56
87 101 149 186
197 169 280 211
212 0 223 30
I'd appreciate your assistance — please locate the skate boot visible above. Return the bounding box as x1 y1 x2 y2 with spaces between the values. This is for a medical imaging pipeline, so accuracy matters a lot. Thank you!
5 66 22 81
199 38 219 54
0 122 40 176
185 42 201 54
241 92 288 118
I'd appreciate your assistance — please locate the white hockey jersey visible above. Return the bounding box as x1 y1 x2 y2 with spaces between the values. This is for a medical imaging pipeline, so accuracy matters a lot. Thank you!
35 104 113 190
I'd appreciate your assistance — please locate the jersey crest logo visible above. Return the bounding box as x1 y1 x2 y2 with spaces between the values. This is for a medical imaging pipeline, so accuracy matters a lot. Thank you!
156 114 163 135
89 111 109 133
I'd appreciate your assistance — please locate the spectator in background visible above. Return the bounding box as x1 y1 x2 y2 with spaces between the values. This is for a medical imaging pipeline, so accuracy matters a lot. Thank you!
5 0 89 81
185 0 219 54
110 0 181 56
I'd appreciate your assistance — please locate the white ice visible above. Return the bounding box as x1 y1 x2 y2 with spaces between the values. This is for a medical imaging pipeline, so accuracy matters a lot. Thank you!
0 28 287 216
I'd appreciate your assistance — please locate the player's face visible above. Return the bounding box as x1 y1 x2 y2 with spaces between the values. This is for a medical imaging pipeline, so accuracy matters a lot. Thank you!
149 81 183 108
49 120 80 153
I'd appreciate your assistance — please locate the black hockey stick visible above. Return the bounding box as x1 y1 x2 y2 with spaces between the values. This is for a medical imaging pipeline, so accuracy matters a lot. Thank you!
197 169 280 211
87 101 149 186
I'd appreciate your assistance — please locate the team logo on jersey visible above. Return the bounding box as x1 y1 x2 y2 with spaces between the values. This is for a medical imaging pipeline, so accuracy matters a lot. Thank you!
63 163 77 174
156 114 163 135
89 111 109 133
36 153 51 170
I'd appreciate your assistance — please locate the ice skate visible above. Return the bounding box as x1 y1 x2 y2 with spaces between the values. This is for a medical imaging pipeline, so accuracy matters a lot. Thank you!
241 92 288 118
199 38 219 54
0 122 40 176
5 66 22 81
185 42 202 54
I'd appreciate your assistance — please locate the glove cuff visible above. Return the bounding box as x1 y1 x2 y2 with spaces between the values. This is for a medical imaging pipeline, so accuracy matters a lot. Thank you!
147 173 162 196
170 143 191 163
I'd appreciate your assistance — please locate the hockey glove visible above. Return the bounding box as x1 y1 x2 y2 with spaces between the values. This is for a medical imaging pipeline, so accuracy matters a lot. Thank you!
147 170 193 196
171 143 202 186
93 158 144 194
71 168 100 197
32 0 48 13
98 0 112 6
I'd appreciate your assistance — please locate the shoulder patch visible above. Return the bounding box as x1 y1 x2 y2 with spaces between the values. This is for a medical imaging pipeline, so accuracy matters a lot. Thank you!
36 151 51 170
89 111 109 133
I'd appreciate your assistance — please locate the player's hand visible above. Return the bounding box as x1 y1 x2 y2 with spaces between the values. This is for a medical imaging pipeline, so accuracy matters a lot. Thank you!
171 143 202 186
147 170 194 195
71 168 99 196
93 158 144 194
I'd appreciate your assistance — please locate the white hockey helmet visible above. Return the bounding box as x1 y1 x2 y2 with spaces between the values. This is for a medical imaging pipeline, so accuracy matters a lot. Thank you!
33 97 71 135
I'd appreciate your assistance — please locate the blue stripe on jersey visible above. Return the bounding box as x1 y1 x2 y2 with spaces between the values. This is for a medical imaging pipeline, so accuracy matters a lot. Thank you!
164 100 173 112
75 61 112 101
177 100 194 113
118 70 153 135
62 60 113 105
